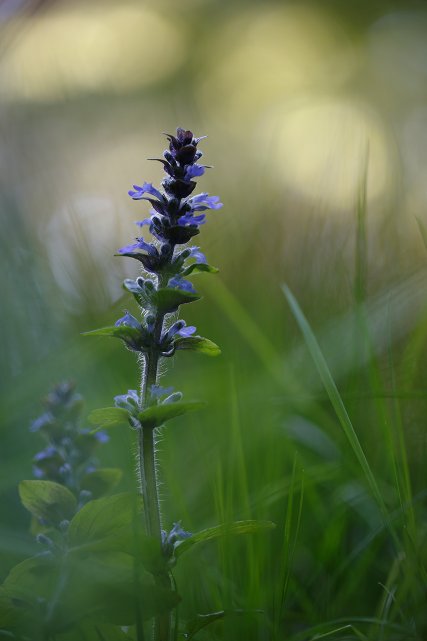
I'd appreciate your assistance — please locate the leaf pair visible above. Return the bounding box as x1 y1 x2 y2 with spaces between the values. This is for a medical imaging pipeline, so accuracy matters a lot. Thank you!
89 400 206 433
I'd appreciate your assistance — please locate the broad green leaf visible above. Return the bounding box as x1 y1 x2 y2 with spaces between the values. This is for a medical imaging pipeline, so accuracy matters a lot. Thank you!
0 557 58 638
175 520 276 558
80 468 123 498
88 407 130 431
137 401 205 429
82 325 134 339
68 493 135 551
19 480 77 524
174 335 221 356
68 494 167 575
82 325 147 351
181 263 219 277
154 288 200 314
1 556 57 603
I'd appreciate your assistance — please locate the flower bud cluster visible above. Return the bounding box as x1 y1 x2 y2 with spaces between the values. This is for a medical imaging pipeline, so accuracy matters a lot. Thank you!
30 382 108 495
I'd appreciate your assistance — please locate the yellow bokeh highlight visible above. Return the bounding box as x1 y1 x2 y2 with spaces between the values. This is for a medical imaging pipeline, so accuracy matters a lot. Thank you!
200 5 358 122
265 98 394 211
0 5 184 101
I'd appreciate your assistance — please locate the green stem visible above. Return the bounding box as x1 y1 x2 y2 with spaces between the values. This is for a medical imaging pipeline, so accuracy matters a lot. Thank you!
139 337 162 537
138 273 173 641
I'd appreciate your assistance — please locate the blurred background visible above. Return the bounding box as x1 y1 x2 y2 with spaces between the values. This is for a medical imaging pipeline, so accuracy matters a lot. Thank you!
1 0 427 638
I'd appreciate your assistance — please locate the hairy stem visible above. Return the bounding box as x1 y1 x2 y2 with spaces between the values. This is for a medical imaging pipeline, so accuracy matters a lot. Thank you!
139 336 162 537
138 272 173 641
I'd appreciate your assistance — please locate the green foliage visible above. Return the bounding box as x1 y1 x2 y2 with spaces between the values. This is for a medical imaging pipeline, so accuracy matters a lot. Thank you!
137 401 206 429
0 493 179 637
282 286 391 526
174 335 221 356
82 325 149 351
88 406 131 430
67 492 136 552
19 480 77 524
181 262 219 277
174 520 276 558
154 287 200 314
80 468 122 498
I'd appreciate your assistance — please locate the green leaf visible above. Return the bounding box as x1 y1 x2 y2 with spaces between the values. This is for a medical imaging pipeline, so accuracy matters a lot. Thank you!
88 407 131 431
82 325 147 350
19 480 77 524
82 325 132 338
68 493 136 552
63 552 180 626
175 520 276 558
1 556 57 605
181 263 219 277
137 401 206 429
68 494 168 576
174 335 221 356
154 288 200 314
80 468 123 498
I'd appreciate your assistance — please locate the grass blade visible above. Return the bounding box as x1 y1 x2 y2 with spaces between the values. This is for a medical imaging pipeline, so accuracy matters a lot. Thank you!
282 285 396 541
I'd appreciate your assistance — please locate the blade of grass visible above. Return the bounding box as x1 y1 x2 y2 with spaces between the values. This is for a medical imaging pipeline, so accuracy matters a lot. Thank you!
282 285 399 548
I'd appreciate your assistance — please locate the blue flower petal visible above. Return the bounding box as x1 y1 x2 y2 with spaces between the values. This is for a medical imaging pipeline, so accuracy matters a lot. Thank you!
184 164 205 180
115 311 141 329
168 275 197 293
128 181 163 201
118 238 157 255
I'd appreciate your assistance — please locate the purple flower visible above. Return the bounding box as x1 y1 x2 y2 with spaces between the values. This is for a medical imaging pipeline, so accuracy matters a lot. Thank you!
162 521 192 555
29 412 54 433
178 246 207 265
34 446 59 462
168 275 197 294
150 385 174 401
166 320 196 340
187 193 223 212
94 431 109 444
128 182 164 201
115 311 141 329
177 212 206 227
184 164 205 180
114 389 140 410
135 217 153 228
118 238 157 256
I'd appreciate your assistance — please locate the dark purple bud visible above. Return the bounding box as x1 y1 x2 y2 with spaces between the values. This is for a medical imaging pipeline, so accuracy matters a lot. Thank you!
162 177 196 199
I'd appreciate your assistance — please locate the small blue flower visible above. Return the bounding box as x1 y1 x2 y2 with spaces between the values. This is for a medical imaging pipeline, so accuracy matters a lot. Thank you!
118 238 157 256
114 389 140 410
162 521 192 556
115 311 141 329
94 431 109 444
33 446 59 462
150 385 174 401
184 164 205 180
186 247 207 264
29 412 54 433
168 275 197 294
128 182 164 201
187 193 223 211
166 320 196 340
177 212 206 227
